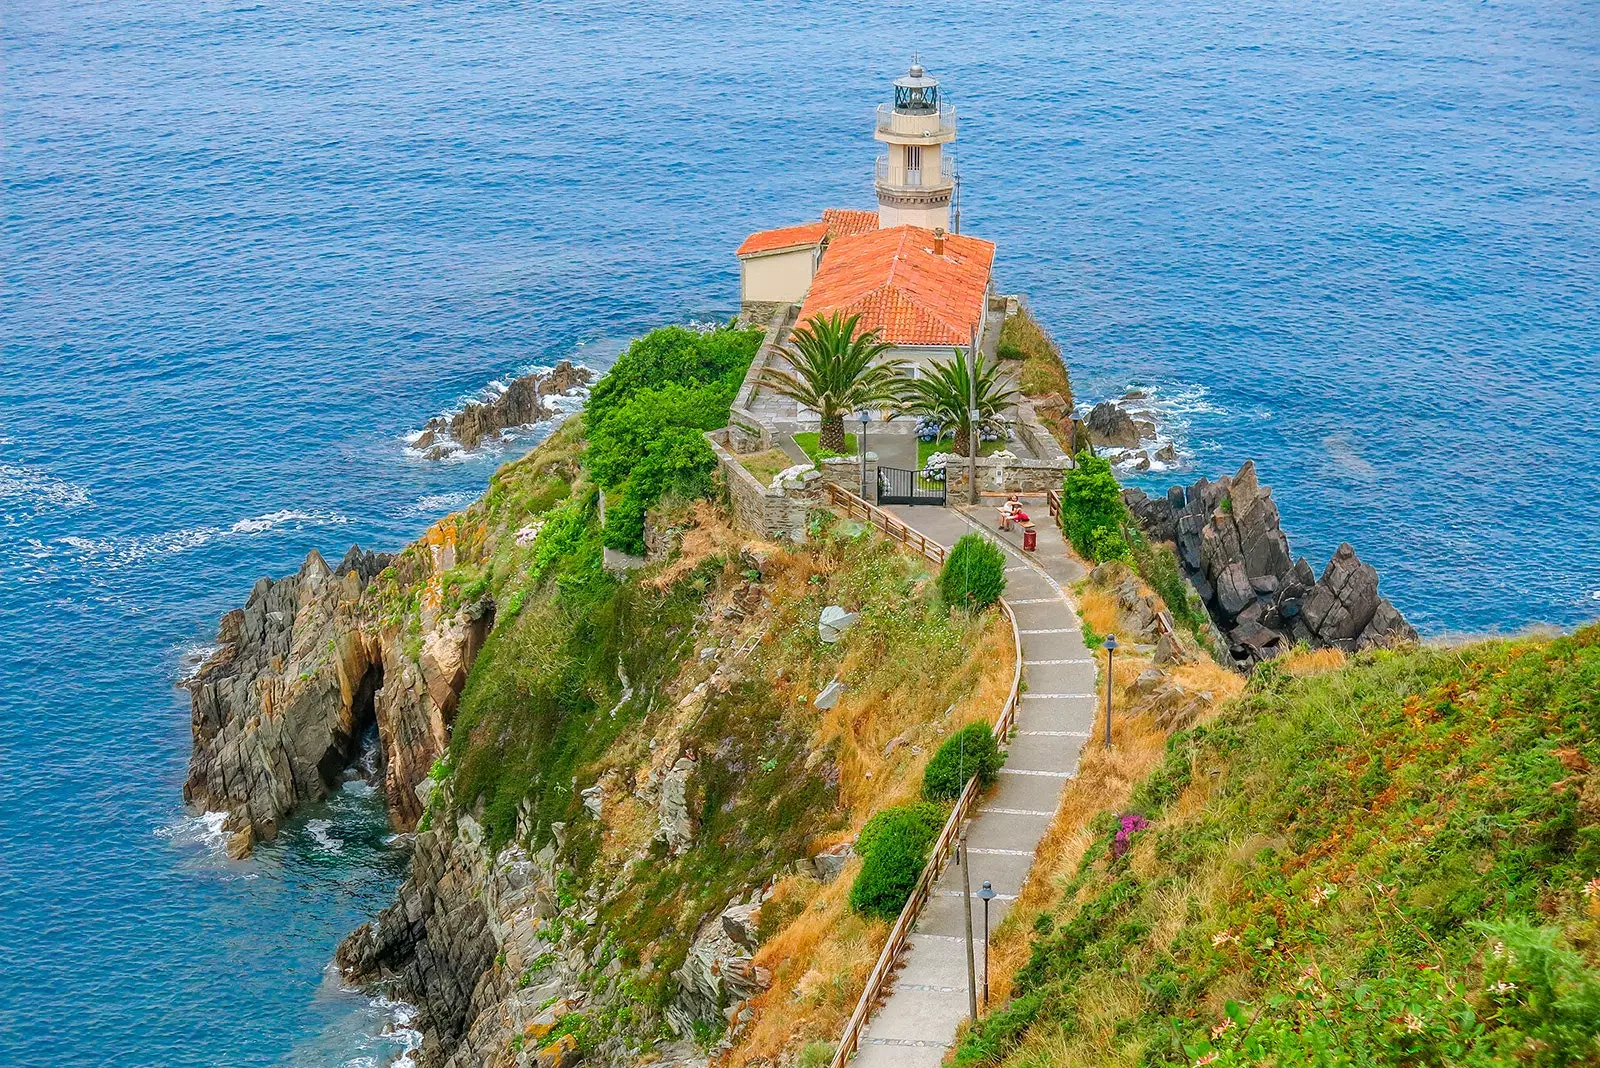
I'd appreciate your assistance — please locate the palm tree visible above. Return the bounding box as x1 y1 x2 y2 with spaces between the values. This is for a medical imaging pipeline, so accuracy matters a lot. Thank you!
900 349 1020 457
760 312 907 453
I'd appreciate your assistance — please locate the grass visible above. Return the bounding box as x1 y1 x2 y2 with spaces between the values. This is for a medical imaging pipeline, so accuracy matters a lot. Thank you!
414 462 1017 1053
955 625 1600 1068
793 431 859 464
736 447 796 487
998 304 1076 451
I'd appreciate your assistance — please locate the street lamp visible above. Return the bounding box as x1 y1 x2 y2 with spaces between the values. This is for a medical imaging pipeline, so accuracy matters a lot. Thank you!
857 410 870 499
1102 633 1119 749
978 880 996 1009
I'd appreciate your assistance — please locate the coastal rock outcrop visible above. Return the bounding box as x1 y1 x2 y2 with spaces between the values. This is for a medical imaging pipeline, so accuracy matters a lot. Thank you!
1124 461 1417 664
413 361 591 459
1086 400 1142 449
184 518 498 853
184 546 388 853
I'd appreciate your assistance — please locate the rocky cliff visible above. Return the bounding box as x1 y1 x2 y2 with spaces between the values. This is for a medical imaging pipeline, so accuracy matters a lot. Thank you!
1124 460 1416 664
184 546 389 856
185 514 505 856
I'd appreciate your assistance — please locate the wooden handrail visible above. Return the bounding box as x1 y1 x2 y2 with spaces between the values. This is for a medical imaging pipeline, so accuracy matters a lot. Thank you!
826 521 1023 1068
823 484 947 566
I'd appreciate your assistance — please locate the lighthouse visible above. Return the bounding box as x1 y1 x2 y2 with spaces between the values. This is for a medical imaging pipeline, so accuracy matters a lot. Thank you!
873 60 957 231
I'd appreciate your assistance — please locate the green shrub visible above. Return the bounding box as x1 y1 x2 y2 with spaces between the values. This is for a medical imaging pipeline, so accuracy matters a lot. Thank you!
583 325 759 551
850 802 946 919
939 533 1007 610
922 721 1003 801
1061 451 1128 562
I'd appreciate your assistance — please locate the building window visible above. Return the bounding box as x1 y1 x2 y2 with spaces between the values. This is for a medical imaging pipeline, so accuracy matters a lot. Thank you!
905 145 922 184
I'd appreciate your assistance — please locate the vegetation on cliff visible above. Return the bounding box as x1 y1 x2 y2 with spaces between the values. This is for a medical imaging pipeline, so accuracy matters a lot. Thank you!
585 323 762 554
955 626 1600 1068
342 324 1020 1061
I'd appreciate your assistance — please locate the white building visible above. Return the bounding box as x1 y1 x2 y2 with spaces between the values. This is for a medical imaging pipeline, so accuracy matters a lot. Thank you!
735 61 992 356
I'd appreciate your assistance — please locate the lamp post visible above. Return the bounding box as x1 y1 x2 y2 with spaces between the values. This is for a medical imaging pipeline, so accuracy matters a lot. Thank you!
858 410 870 499
978 880 996 1009
960 834 978 1023
1102 634 1119 749
967 323 979 505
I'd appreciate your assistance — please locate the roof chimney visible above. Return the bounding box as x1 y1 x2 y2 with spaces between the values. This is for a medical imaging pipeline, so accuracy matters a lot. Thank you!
932 226 946 255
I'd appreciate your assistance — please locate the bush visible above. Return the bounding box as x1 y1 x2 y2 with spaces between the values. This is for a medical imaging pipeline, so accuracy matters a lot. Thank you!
850 802 946 919
939 533 1007 610
922 721 1003 801
583 325 759 550
1061 451 1129 562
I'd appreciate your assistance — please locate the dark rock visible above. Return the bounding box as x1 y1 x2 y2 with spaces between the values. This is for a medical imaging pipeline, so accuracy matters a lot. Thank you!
1119 461 1416 666
1215 562 1255 617
1086 401 1142 448
413 361 591 458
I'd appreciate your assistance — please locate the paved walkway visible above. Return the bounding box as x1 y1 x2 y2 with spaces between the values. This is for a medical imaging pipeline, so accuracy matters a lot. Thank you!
852 499 1092 1067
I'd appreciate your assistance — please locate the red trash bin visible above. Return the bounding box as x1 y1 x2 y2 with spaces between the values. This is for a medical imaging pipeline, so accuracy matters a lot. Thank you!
1022 524 1038 552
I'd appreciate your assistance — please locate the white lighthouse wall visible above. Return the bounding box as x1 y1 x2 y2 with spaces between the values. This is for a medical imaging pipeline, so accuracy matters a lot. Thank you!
739 246 821 304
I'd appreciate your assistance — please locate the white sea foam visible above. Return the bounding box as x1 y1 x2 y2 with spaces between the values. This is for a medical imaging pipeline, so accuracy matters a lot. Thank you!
0 460 91 518
176 642 224 683
396 491 476 518
56 509 349 569
156 810 230 856
308 818 344 854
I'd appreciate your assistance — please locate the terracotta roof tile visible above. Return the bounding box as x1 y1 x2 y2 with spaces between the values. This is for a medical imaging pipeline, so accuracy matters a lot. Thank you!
736 221 829 258
797 226 995 346
821 208 879 238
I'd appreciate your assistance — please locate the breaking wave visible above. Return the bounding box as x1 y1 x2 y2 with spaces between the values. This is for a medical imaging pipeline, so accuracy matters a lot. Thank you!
56 510 350 570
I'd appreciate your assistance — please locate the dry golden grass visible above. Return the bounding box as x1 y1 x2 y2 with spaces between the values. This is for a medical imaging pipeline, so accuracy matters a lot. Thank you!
719 529 1016 1065
728 868 889 1065
1280 645 1348 676
643 500 772 590
1075 583 1122 641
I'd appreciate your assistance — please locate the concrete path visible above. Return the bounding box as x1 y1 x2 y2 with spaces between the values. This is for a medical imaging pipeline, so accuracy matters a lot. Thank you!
852 499 1092 1067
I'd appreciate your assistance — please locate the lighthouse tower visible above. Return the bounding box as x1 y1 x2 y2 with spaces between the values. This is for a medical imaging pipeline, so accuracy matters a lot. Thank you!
873 60 957 230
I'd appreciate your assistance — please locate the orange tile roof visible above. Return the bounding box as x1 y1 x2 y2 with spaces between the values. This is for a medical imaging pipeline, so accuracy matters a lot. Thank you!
736 221 829 258
797 226 996 346
821 208 879 238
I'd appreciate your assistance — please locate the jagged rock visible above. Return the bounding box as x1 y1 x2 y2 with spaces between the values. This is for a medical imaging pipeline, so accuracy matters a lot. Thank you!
580 784 604 818
671 899 770 1034
658 757 697 854
1153 630 1189 666
413 361 591 458
818 606 859 644
535 1033 581 1068
1086 401 1141 448
184 547 389 849
1123 462 1416 665
814 679 845 710
811 842 855 884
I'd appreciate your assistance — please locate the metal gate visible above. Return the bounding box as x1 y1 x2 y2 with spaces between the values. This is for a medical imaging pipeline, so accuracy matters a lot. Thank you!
877 466 947 506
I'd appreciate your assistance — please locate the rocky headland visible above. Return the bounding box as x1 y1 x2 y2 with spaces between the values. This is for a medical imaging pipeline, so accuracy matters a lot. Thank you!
1124 460 1416 664
412 360 591 460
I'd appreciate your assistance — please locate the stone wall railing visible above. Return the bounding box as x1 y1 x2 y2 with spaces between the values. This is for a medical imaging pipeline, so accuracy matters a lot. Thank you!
707 428 821 542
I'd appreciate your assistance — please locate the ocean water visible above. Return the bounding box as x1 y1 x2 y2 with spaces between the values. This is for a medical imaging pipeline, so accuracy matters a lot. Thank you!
3 0 1595 1063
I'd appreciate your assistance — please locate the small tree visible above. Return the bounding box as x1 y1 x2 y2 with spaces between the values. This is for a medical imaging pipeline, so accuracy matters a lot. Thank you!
922 721 1003 801
898 349 1019 457
849 802 946 919
760 312 906 453
1061 451 1129 562
939 533 1007 610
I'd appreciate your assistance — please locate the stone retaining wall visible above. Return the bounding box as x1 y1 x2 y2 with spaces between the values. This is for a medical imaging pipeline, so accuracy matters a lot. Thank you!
707 429 821 542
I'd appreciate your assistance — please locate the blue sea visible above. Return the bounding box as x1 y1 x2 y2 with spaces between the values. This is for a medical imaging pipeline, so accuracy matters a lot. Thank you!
3 0 1596 1063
